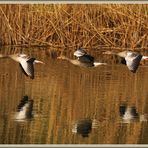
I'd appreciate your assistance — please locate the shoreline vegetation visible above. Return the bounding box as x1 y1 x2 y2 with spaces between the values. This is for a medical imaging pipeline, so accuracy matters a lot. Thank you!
0 4 147 52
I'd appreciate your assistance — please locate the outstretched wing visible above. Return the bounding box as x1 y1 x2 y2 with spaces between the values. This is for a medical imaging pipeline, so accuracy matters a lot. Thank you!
20 58 35 79
125 53 142 73
74 48 87 57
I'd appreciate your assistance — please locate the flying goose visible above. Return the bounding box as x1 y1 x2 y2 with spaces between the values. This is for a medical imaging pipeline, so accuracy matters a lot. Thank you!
0 53 44 79
15 95 33 121
103 50 148 73
58 48 107 67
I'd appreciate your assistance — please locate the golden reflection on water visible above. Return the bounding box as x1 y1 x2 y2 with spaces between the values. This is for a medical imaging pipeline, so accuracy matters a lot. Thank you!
0 48 148 144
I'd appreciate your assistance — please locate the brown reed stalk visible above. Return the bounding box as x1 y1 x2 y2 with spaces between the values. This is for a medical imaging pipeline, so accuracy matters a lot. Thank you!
0 4 147 50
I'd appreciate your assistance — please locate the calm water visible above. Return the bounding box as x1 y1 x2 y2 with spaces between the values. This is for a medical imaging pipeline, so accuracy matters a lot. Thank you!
0 47 148 144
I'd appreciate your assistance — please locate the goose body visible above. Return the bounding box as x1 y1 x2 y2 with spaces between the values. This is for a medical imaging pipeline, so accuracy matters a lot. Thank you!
0 53 44 79
58 48 106 67
15 96 33 121
103 50 147 73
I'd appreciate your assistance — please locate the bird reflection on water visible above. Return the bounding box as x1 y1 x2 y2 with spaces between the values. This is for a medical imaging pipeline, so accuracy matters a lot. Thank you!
0 48 147 143
72 118 98 138
119 104 147 123
14 96 34 121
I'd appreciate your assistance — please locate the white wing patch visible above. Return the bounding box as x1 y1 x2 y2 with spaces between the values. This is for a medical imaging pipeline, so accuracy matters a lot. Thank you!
20 59 32 77
74 49 87 57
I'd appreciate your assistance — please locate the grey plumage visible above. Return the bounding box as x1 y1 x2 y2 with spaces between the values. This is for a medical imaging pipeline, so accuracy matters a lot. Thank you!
125 52 142 73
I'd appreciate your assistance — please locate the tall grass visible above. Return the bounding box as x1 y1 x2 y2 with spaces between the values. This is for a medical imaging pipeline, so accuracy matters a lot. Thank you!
0 4 147 50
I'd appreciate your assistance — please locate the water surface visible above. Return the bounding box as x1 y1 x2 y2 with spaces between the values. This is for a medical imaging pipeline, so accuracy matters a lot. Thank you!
0 47 148 144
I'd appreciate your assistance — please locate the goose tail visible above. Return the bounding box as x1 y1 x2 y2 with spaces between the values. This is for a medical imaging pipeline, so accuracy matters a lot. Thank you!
94 62 107 67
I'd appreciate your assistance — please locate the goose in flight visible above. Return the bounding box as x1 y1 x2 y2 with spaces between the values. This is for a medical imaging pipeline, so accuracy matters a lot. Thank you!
58 48 107 67
0 53 44 79
103 50 148 73
15 95 33 121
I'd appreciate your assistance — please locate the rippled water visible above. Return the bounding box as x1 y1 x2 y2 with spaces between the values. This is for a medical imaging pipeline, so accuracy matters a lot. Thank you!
0 47 148 144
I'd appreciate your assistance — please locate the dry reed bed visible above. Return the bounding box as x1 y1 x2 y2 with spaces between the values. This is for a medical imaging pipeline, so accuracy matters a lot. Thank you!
0 4 147 51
